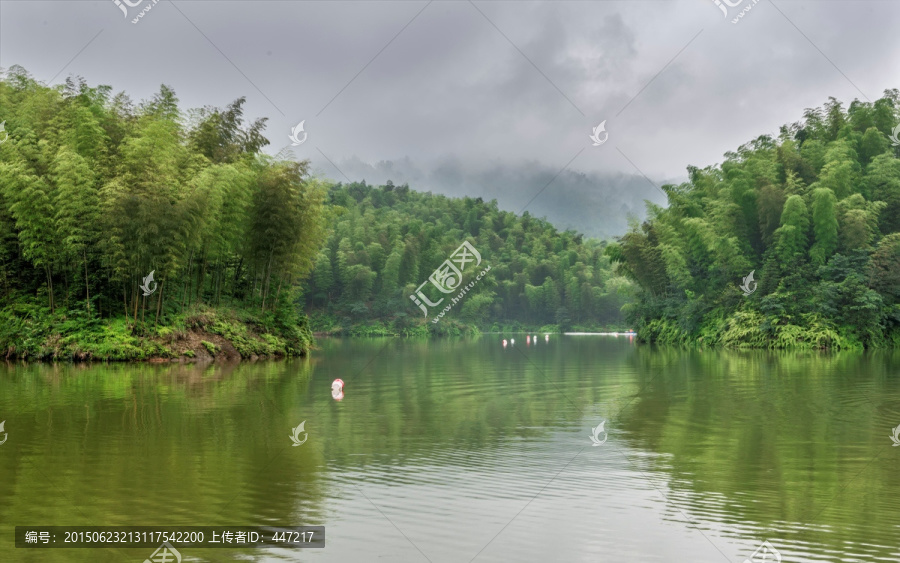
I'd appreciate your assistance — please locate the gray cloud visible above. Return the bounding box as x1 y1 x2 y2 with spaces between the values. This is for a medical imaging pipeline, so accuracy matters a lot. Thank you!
2 0 897 237
317 155 670 239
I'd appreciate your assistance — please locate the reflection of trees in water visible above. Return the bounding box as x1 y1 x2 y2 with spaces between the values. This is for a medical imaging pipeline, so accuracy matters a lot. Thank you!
0 358 326 563
3 346 899 561
315 337 641 465
618 347 900 561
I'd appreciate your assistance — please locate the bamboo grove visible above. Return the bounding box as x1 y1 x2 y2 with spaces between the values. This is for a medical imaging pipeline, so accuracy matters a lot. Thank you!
0 66 327 331
305 182 630 334
608 91 900 349
0 66 630 356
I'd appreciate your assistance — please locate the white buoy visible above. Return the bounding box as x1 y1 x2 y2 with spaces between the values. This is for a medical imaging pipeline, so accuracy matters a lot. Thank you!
545 334 549 342
510 338 515 345
332 378 344 392
502 339 508 347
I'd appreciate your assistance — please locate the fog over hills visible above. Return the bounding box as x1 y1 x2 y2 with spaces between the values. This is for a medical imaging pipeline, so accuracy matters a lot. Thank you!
313 156 674 239
4 1 894 238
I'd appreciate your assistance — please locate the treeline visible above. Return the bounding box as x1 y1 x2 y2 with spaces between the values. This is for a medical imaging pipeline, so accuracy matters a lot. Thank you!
0 66 326 357
0 65 628 357
608 91 900 349
305 181 630 334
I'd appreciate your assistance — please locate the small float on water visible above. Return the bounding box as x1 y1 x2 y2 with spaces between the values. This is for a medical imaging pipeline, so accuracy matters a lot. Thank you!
502 339 508 347
332 379 344 400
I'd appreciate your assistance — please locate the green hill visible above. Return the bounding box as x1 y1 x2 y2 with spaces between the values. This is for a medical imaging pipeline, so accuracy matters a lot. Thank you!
608 91 900 349
304 181 630 336
0 66 629 359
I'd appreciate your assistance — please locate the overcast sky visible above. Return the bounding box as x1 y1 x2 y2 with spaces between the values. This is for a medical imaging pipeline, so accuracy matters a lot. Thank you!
1 0 898 236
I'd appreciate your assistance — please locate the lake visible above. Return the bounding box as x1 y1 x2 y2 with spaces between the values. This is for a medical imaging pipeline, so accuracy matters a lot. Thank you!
1 336 899 562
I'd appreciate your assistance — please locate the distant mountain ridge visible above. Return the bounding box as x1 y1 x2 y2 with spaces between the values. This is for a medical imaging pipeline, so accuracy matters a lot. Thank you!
305 180 632 335
311 155 673 239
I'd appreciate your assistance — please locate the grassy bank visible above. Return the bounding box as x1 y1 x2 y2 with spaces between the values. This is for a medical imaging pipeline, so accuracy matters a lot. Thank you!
633 309 900 350
0 303 313 361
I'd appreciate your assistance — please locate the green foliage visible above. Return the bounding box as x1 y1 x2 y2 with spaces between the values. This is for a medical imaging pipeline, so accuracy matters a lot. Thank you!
305 182 631 334
0 300 309 360
0 67 324 358
810 188 838 266
617 92 900 349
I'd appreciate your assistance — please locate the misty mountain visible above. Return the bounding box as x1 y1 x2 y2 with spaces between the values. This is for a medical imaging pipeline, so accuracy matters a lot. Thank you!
311 156 675 239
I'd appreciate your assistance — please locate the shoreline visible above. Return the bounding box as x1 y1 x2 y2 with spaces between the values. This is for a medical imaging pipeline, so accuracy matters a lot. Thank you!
1 305 312 363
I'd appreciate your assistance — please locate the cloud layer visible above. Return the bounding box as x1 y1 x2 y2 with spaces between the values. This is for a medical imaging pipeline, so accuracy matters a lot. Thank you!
2 0 897 236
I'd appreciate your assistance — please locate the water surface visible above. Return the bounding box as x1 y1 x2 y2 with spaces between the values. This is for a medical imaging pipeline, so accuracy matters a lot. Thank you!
1 337 899 562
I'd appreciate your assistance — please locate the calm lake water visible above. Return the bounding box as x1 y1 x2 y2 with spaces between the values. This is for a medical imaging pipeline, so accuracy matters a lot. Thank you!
2 336 900 562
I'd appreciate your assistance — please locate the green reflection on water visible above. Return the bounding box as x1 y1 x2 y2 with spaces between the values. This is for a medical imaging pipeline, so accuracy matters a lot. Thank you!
1 340 898 562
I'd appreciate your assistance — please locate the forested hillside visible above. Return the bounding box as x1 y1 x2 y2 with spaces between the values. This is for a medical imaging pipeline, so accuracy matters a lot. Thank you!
305 182 630 335
0 66 629 358
0 66 326 359
608 91 900 349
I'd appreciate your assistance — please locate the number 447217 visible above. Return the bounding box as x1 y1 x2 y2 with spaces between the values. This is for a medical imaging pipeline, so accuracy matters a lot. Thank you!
272 531 314 543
